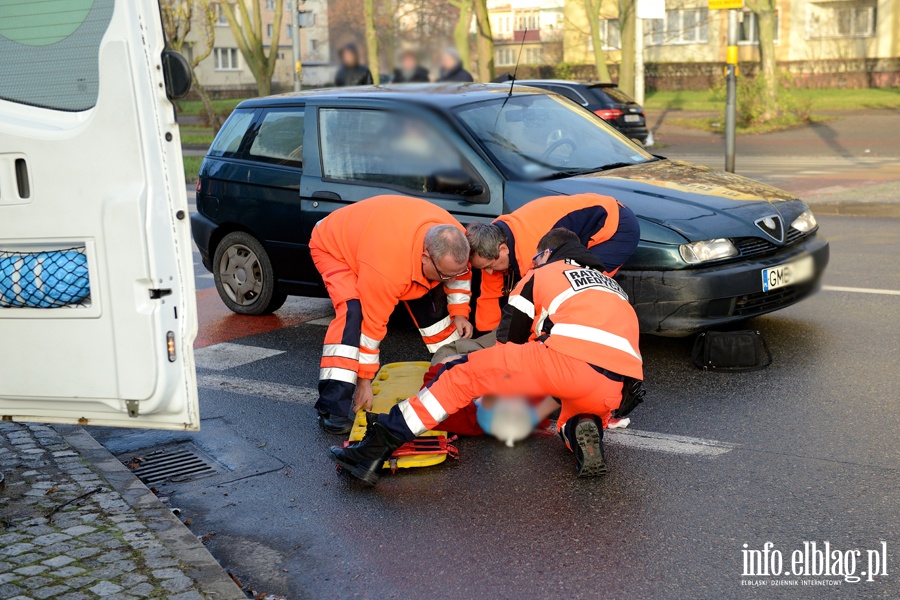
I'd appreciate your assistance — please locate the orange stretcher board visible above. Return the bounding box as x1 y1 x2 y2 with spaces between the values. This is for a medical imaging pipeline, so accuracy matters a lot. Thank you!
348 361 452 469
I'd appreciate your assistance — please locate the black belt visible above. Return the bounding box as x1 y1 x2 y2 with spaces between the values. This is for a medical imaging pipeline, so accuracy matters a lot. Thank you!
589 363 625 382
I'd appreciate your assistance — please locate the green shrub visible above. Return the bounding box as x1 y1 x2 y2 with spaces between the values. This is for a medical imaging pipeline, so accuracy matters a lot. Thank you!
712 71 812 127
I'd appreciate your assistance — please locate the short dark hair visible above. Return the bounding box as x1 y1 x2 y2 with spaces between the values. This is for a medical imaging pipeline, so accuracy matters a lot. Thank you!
466 222 506 259
537 228 580 252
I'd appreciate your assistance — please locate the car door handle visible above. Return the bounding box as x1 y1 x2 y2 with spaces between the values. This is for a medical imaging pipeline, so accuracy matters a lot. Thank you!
311 191 341 201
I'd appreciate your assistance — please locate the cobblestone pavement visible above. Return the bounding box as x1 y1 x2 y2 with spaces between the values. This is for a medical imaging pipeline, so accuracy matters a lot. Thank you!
0 422 237 600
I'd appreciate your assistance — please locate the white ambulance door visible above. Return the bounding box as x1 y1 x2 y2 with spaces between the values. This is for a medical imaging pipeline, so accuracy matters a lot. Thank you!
0 0 200 430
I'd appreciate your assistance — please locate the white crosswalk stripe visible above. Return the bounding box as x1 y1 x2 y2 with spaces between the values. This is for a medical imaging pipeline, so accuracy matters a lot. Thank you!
194 343 284 371
606 429 735 456
198 373 317 403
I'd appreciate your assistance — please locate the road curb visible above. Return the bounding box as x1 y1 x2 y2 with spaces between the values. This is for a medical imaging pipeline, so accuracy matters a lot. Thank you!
806 202 900 218
55 425 247 600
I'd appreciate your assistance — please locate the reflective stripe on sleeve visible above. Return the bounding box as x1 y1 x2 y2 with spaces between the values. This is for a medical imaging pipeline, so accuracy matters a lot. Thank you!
399 399 427 436
507 294 535 318
446 293 470 305
322 344 360 360
425 330 460 353
360 333 381 351
416 388 449 424
358 351 380 365
448 278 472 291
549 323 642 361
319 367 358 384
418 315 453 338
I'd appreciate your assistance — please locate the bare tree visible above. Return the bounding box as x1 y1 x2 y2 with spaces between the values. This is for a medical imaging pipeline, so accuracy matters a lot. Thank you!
449 0 474 70
473 0 494 81
582 0 612 82
363 0 381 83
160 0 222 130
745 0 779 119
220 0 284 96
617 0 635 95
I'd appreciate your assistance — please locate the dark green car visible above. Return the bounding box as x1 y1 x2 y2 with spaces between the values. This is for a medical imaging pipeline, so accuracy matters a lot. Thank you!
191 84 829 336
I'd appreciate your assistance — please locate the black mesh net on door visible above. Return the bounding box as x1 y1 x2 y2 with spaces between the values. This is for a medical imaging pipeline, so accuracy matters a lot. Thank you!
0 247 91 308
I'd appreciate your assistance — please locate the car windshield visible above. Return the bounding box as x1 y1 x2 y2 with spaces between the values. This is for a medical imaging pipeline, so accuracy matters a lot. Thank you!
454 94 654 181
590 85 634 105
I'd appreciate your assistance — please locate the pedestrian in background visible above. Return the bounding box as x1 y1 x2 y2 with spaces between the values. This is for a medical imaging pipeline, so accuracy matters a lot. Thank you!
437 48 473 83
393 50 430 83
334 43 374 87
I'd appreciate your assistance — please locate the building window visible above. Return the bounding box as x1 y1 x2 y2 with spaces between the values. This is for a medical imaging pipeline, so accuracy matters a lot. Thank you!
807 1 876 39
739 9 781 44
214 3 228 26
601 18 621 49
649 8 709 45
267 24 273 38
495 47 516 67
524 47 542 64
515 10 539 31
214 48 240 70
286 24 293 39
266 0 276 9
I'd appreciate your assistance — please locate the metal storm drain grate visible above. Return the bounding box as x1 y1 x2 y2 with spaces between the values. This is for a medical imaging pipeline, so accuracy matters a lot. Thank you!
125 443 222 484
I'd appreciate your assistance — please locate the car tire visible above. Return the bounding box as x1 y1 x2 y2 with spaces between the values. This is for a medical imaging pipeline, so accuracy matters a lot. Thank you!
213 231 286 315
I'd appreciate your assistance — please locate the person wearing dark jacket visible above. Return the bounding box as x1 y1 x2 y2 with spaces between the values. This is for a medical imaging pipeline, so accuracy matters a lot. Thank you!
393 50 430 83
437 48 474 82
334 43 374 87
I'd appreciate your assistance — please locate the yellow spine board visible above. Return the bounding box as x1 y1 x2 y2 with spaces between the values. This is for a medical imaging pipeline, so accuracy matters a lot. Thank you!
349 361 449 469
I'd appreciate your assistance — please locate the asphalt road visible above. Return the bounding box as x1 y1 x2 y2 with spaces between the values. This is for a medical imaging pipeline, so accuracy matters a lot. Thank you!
89 214 900 599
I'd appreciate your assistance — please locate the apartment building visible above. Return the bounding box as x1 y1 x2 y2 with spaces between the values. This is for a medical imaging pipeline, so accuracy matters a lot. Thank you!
488 0 566 68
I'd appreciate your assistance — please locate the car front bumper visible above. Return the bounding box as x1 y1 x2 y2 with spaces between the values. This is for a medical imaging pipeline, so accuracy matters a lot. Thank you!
617 232 830 336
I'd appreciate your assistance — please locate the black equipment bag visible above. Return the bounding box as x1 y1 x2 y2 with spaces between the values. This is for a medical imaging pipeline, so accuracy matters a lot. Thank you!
691 330 772 372
611 377 645 419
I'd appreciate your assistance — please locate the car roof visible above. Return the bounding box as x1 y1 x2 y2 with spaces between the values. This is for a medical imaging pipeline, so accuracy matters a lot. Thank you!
236 83 550 109
517 79 618 88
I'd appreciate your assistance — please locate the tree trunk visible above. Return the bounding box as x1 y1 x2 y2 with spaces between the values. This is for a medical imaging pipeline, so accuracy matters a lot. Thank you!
473 0 493 82
364 0 380 84
585 0 611 83
618 0 635 96
193 78 222 132
452 0 473 70
755 3 779 120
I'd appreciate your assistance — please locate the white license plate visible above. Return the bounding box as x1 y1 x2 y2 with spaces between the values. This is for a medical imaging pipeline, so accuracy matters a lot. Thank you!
761 255 814 292
624 114 641 123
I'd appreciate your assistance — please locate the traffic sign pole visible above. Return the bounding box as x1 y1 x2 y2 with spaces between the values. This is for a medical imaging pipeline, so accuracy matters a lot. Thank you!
291 0 302 92
724 7 739 173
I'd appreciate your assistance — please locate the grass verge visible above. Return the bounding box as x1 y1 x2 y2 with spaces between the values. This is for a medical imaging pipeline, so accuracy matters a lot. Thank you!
645 87 900 112
183 155 203 183
181 132 216 146
667 114 834 135
176 97 248 118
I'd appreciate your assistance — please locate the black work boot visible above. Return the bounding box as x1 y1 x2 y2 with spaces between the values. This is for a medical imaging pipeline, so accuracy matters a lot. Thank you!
329 417 405 485
317 408 354 435
563 414 607 478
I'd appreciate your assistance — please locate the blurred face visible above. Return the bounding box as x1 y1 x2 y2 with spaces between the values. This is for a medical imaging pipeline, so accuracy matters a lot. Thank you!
532 248 552 268
422 251 469 282
340 49 357 67
441 52 458 71
401 54 417 71
470 243 510 275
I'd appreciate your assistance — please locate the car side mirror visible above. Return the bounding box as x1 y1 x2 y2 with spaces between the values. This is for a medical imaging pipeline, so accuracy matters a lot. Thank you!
431 170 486 200
161 50 193 100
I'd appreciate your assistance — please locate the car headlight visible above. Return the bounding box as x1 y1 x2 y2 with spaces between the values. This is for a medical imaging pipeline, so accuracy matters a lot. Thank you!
679 238 739 264
790 209 817 233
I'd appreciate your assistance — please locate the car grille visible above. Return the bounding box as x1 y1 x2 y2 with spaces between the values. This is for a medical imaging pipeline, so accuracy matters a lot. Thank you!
732 283 815 317
734 227 812 259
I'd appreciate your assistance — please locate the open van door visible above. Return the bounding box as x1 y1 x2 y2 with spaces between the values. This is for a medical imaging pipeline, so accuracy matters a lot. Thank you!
0 1 199 430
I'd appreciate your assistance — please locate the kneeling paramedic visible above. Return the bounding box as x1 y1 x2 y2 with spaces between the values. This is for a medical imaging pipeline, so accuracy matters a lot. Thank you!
310 196 473 434
466 192 640 332
330 228 644 484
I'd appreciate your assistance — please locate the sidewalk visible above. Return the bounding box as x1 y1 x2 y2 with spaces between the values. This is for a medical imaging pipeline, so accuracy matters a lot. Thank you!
0 422 245 600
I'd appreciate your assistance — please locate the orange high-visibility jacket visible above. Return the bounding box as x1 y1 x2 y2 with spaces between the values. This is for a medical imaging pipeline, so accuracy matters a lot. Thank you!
498 258 643 380
477 193 622 331
311 196 472 375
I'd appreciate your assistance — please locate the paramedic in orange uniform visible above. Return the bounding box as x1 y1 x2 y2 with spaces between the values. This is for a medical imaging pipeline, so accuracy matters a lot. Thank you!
330 228 643 484
466 192 640 332
309 196 473 434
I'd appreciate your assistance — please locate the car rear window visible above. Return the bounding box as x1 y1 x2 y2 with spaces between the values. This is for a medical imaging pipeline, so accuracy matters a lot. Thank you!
208 109 254 157
0 0 115 112
589 86 635 106
247 109 304 167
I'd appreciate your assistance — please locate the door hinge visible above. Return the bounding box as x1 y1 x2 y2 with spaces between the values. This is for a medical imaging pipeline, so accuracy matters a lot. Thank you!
126 400 139 418
149 288 172 300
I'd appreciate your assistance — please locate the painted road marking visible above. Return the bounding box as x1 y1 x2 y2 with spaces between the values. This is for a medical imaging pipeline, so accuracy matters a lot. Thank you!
823 285 900 296
607 429 735 457
197 373 317 403
305 316 335 326
194 342 285 371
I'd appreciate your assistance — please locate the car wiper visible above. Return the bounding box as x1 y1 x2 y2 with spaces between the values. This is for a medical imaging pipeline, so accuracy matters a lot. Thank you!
537 162 638 181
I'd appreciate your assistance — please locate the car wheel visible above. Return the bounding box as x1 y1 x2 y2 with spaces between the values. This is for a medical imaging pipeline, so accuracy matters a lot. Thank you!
213 231 286 315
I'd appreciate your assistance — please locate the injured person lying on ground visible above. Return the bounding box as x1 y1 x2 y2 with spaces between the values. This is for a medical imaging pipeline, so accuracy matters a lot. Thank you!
330 228 646 485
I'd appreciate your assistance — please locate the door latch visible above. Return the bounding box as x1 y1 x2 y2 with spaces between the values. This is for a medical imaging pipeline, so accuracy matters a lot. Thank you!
149 288 172 299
